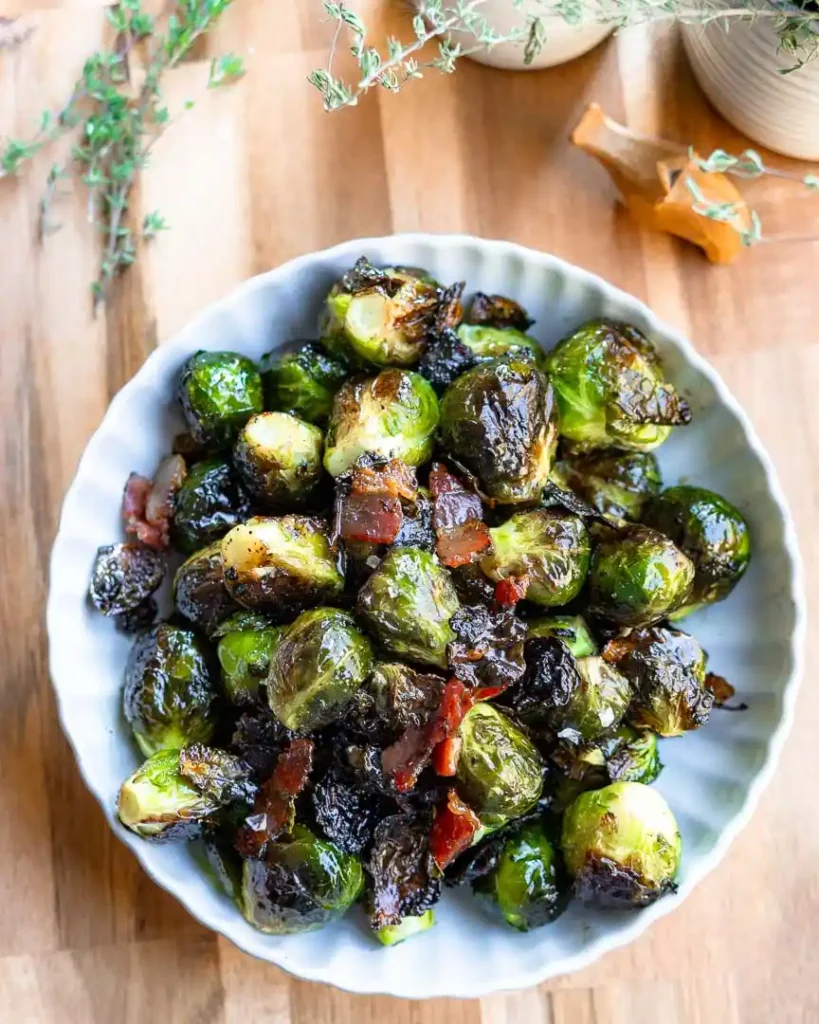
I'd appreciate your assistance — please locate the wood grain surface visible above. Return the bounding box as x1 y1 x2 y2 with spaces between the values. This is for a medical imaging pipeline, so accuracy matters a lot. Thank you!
1 2 817 1021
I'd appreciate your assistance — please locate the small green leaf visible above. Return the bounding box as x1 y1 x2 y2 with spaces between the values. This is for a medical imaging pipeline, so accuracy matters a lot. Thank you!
208 52 246 88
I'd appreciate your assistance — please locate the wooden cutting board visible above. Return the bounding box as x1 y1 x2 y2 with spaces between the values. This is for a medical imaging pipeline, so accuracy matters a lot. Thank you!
0 3 816 1021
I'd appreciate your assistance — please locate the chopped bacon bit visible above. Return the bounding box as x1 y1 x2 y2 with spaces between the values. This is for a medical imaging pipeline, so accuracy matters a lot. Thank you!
351 459 417 500
339 493 403 544
122 454 186 550
493 575 530 608
383 678 473 793
429 789 481 870
433 736 462 777
601 637 633 663
428 462 492 567
235 738 314 858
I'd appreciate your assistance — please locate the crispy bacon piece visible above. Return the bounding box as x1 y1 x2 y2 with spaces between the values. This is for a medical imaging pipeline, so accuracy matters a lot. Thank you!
429 789 481 870
235 738 314 858
351 459 417 500
432 736 462 777
493 574 530 608
428 462 492 568
336 459 418 546
122 454 186 550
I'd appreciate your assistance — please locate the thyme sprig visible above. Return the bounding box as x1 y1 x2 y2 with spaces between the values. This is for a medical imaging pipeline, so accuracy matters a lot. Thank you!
0 0 245 310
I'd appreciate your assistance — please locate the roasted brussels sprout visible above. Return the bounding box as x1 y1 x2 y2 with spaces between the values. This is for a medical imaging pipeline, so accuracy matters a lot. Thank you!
561 781 681 907
171 458 250 553
605 725 662 784
588 525 695 626
320 259 439 367
117 748 219 840
239 824 364 934
527 614 597 658
123 623 217 756
417 328 477 391
366 811 441 930
214 611 285 705
311 762 389 854
546 320 690 452
476 820 567 931
220 515 344 611
481 510 591 607
177 744 258 804
177 350 263 447
603 625 713 736
356 548 460 667
267 607 373 732
439 359 559 503
456 703 543 828
89 543 165 616
261 342 348 425
455 324 547 368
552 724 662 810
465 292 533 331
233 412 324 510
377 909 435 946
552 451 662 523
642 485 751 616
324 370 439 478
349 661 446 737
173 540 238 634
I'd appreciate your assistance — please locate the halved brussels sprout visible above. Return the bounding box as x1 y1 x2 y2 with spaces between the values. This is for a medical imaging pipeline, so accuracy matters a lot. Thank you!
456 703 543 829
604 625 713 736
546 320 690 452
171 458 250 553
117 748 219 840
261 342 349 425
177 350 263 447
320 260 439 367
527 614 597 657
324 369 439 478
214 611 285 705
476 820 567 931
233 412 324 509
552 450 662 523
439 359 558 504
267 607 373 732
456 324 547 368
376 909 435 946
220 515 344 611
173 540 238 634
356 548 460 668
123 623 218 757
642 485 750 616
561 781 681 907
588 525 695 626
481 510 590 607
239 824 364 934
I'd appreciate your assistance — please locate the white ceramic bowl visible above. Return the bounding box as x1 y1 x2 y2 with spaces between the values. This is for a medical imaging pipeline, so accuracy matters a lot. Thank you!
47 235 804 998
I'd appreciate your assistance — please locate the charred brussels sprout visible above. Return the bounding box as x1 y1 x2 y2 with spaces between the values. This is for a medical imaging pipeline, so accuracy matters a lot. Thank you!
457 703 543 828
320 259 439 367
220 515 343 611
350 661 446 736
267 607 373 732
89 543 165 616
642 485 750 616
476 821 567 931
465 292 533 331
546 320 690 452
366 811 441 931
456 324 547 368
324 370 439 478
439 359 559 504
123 623 218 756
214 611 285 705
552 451 662 523
604 625 713 736
117 748 219 840
377 909 435 946
177 350 263 447
261 342 348 425
233 412 324 509
588 525 695 626
482 510 590 607
356 548 460 668
239 824 364 934
171 459 250 553
527 614 597 658
605 725 662 784
173 540 238 634
561 781 681 907
177 744 258 804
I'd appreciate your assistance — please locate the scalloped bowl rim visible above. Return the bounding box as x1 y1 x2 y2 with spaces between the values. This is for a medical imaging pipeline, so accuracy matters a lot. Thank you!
47 234 806 998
